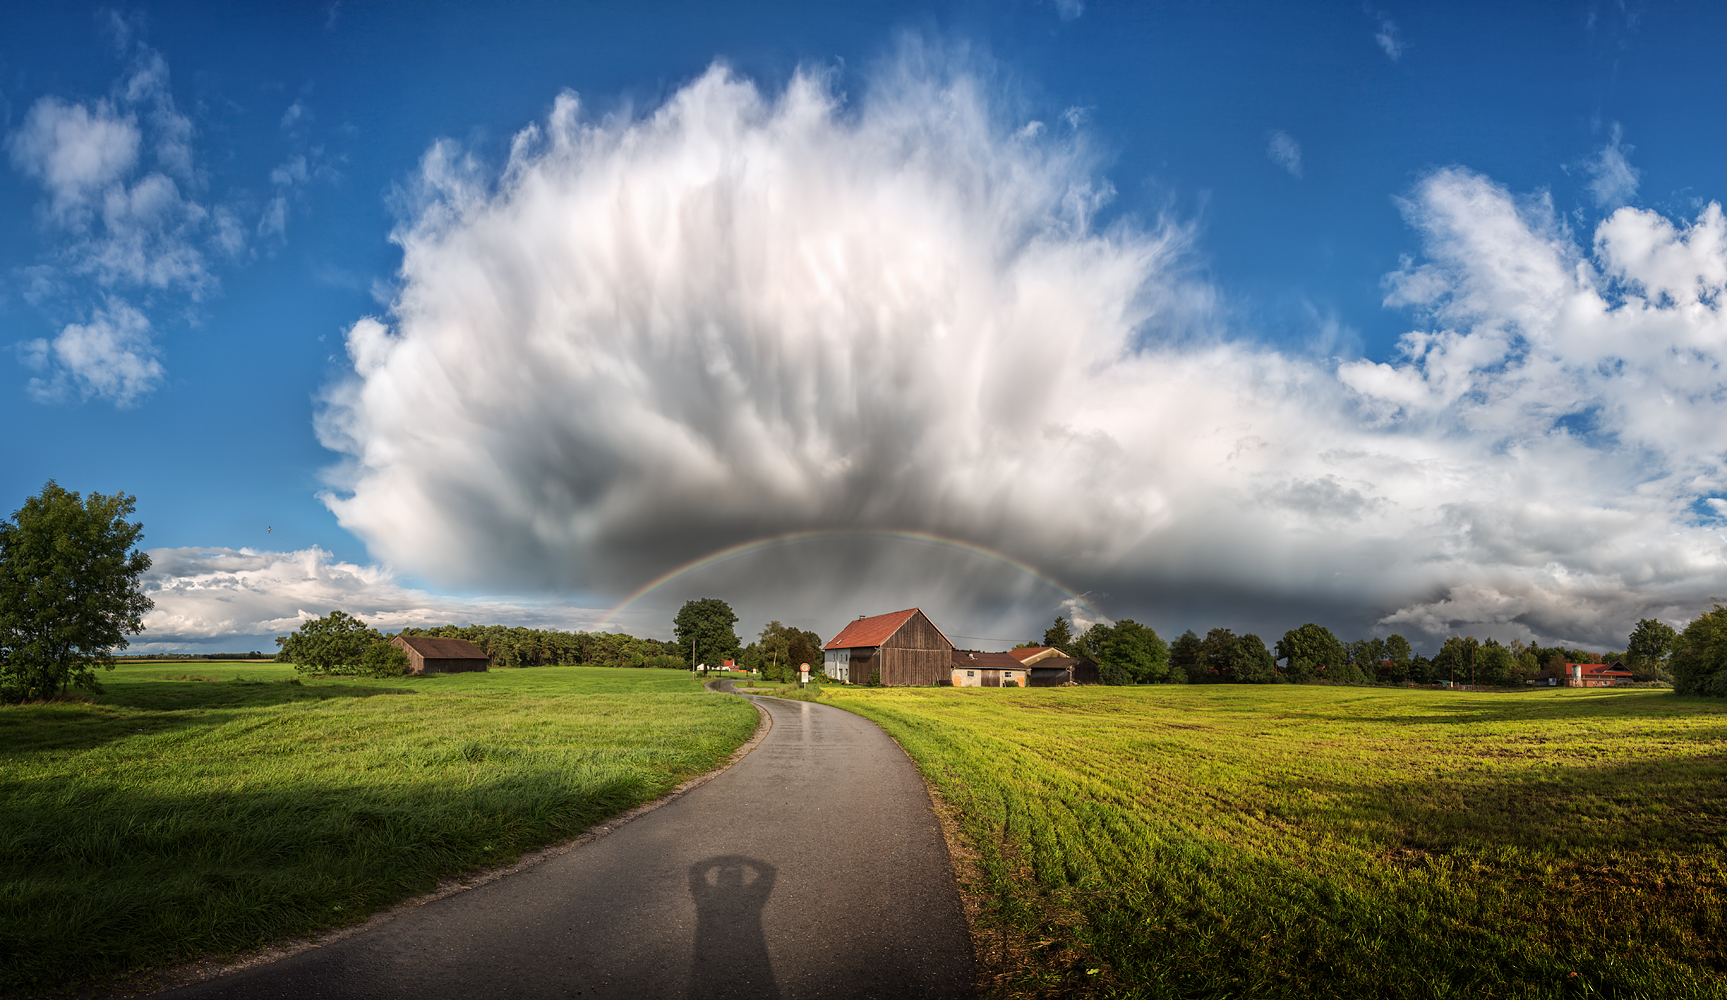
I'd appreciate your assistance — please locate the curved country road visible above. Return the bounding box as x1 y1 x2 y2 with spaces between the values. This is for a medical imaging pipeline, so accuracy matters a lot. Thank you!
161 684 975 999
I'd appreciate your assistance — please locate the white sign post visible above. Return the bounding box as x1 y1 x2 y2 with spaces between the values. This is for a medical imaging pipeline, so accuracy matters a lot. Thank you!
799 662 810 687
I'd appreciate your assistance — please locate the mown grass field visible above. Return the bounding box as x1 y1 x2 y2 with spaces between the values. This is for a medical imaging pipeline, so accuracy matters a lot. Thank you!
0 662 758 996
815 683 1727 1000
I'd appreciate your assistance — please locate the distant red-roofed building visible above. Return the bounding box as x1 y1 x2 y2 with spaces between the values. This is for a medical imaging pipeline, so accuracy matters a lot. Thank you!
1532 662 1635 687
822 608 955 686
1007 646 1063 666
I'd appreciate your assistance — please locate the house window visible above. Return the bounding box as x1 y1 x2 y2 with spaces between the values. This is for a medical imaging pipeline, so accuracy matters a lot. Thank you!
966 670 975 677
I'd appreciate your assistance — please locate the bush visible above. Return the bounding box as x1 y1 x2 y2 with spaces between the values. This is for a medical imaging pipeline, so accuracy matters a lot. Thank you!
1098 662 1131 686
1672 605 1727 696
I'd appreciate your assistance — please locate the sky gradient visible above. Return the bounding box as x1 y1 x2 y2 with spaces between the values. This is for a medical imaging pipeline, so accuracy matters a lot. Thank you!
5 1 1726 654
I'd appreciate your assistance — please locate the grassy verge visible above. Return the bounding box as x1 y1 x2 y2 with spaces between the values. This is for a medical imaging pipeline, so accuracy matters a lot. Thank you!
814 683 1727 999
0 662 758 996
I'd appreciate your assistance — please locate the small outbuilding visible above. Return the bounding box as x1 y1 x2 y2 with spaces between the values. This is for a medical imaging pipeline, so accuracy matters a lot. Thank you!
952 650 1028 687
390 635 491 675
822 608 955 686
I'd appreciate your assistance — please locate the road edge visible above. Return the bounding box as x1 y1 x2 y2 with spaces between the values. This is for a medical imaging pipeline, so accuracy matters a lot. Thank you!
78 686 774 1000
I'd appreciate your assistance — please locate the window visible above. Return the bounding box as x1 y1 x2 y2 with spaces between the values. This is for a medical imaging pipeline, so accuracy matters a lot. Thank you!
966 670 975 677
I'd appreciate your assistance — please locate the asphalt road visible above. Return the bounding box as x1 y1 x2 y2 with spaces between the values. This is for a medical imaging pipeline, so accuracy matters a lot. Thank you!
161 684 975 999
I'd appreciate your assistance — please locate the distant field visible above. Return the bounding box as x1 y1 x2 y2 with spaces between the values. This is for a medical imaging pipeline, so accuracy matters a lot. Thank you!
817 684 1727 999
0 662 758 996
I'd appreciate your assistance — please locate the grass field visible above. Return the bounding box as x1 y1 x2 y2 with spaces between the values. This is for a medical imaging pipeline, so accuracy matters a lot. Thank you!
0 662 758 996
814 683 1727 1000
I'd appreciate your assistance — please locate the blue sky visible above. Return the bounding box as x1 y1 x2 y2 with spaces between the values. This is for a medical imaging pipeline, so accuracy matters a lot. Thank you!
6 2 1727 653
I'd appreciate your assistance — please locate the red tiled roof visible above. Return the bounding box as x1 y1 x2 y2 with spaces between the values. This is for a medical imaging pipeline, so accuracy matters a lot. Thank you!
1008 647 1055 663
394 635 489 660
824 608 954 651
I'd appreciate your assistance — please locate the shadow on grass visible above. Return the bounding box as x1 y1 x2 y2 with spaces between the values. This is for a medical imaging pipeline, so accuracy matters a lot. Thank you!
0 764 658 997
0 681 417 756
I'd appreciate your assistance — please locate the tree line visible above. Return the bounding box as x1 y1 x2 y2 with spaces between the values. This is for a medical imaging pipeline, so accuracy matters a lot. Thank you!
1034 614 1692 688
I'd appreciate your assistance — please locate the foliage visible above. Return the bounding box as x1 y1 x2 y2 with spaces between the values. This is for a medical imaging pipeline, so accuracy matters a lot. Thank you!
1628 618 1680 681
1041 616 1074 655
0 481 153 702
275 611 390 676
1672 605 1727 696
672 598 740 667
1275 623 1345 682
0 662 756 996
820 683 1727 999
754 621 821 681
1168 629 1203 682
1085 619 1172 684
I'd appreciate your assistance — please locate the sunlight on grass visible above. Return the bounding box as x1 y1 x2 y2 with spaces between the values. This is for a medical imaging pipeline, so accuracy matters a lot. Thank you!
819 684 1727 999
0 663 757 996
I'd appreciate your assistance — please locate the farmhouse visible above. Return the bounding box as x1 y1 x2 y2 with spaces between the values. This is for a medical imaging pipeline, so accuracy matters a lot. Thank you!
822 608 955 686
390 635 490 675
1532 661 1635 687
952 650 1027 687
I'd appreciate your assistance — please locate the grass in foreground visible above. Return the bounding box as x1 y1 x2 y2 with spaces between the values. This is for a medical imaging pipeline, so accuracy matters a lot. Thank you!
815 683 1727 1000
0 662 757 996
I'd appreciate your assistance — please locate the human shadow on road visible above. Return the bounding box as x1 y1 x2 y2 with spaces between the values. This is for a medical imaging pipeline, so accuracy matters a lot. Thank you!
688 855 780 1000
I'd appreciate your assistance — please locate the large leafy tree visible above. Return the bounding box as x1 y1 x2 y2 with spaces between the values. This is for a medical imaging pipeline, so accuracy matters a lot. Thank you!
0 482 153 702
1168 629 1203 682
1671 605 1727 696
1275 623 1346 682
674 598 740 668
1086 620 1172 684
1626 618 1679 681
276 610 405 676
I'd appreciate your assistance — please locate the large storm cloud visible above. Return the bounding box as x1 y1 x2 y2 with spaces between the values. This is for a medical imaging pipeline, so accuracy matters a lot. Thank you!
313 57 1727 649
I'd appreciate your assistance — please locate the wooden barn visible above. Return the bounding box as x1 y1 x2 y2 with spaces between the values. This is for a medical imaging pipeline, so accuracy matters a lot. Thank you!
822 608 955 686
390 635 491 675
1008 647 1102 685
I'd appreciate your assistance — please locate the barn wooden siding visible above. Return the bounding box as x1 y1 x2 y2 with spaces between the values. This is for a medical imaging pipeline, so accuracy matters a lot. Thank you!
877 610 952 686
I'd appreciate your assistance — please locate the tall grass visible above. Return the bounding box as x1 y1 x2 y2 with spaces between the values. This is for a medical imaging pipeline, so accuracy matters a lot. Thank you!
819 684 1727 999
0 662 757 995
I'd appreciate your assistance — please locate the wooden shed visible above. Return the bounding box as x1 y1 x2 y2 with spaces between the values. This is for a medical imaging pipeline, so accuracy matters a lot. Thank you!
391 635 491 675
822 608 955 686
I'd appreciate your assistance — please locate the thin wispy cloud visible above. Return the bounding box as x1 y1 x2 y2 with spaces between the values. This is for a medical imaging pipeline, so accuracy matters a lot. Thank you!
1582 122 1641 209
1372 10 1405 60
1267 129 1302 177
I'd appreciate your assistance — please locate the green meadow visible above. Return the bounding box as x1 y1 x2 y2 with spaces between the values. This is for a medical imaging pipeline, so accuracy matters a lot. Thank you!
816 683 1727 1000
0 662 758 996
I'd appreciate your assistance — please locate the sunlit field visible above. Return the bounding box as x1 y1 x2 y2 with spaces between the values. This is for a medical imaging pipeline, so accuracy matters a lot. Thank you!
0 663 758 996
816 683 1727 1000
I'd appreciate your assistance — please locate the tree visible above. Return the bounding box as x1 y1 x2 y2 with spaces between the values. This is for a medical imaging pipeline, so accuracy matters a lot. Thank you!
1626 618 1679 681
1089 620 1171 684
1276 624 1345 683
1168 629 1203 683
1383 635 1413 682
1237 633 1281 683
1671 605 1727 696
1477 639 1515 687
674 598 740 668
275 610 399 675
0 482 153 702
1042 616 1074 654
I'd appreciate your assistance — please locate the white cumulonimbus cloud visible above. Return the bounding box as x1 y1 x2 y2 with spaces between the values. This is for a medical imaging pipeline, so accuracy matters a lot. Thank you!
315 57 1727 649
137 546 600 651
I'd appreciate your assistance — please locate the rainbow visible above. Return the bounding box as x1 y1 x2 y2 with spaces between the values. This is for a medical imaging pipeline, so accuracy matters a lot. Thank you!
592 528 1103 632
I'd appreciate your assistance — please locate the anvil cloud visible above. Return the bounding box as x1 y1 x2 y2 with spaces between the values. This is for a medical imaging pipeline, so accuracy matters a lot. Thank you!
316 59 1727 649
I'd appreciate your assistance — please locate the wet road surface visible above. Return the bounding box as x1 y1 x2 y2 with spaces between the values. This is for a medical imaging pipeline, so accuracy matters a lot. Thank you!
161 685 975 999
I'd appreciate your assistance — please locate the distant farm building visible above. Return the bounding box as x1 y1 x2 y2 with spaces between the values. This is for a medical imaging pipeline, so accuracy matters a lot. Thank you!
952 650 1027 687
391 635 490 675
1004 647 1102 686
822 608 955 686
1533 661 1634 687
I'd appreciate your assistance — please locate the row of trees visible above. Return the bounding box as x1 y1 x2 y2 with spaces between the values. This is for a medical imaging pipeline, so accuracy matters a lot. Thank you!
394 624 684 668
1032 614 1694 689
